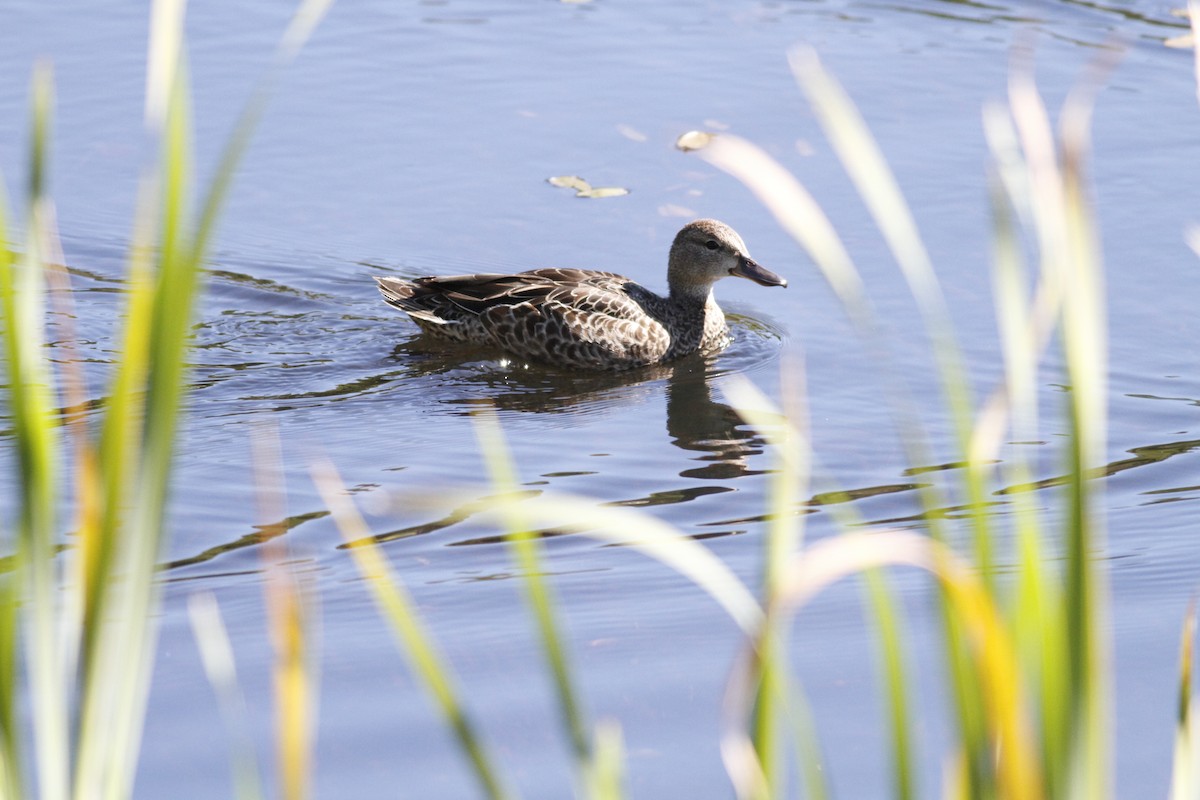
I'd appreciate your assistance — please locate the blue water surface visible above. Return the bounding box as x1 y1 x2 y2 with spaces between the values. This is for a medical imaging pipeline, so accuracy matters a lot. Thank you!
1 0 1199 797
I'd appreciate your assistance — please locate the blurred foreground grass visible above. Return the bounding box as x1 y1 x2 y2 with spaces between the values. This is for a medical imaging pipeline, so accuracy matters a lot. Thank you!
3 3 1200 800
0 0 328 798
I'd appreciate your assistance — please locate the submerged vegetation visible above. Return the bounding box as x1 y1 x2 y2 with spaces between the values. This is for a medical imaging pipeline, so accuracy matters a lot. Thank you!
2 3 1200 800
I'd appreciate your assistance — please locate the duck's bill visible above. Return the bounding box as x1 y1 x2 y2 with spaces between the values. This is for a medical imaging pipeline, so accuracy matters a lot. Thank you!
731 256 788 288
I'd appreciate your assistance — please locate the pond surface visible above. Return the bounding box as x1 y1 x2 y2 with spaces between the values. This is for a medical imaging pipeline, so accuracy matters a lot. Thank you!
3 0 1200 796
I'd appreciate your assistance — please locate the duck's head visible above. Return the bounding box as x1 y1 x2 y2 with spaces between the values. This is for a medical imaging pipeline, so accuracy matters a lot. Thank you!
667 219 787 298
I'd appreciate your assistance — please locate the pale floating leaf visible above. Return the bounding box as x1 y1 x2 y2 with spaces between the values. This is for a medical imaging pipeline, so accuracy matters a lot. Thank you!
548 175 592 192
657 203 696 218
576 186 629 199
675 130 716 152
616 123 647 142
1166 32 1196 48
1171 6 1191 17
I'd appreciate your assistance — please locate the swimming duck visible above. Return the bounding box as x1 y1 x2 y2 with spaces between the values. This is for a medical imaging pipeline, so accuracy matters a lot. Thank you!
375 219 786 371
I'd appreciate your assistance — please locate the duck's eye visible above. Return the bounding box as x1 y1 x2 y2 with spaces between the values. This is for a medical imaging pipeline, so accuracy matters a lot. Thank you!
704 240 720 251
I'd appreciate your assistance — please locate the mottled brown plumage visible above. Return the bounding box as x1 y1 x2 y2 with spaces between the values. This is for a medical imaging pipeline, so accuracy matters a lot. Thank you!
375 219 786 370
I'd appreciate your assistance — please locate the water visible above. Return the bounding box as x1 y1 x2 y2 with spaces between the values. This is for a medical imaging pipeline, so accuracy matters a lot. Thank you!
2 0 1200 796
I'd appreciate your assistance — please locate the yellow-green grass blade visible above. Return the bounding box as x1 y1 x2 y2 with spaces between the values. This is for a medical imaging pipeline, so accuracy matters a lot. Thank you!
423 489 763 635
72 1 333 796
253 427 317 800
726 373 914 800
677 119 954 559
0 125 23 800
3 63 71 800
316 462 516 800
863 568 916 800
718 374 807 796
676 130 870 331
581 720 625 800
473 411 593 765
1172 603 1199 800
784 63 996 789
188 593 267 800
678 99 971 792
720 373 841 799
1031 64 1111 799
788 48 992 573
983 104 1075 797
777 532 1044 799
73 19 191 797
192 0 333 264
267 568 316 800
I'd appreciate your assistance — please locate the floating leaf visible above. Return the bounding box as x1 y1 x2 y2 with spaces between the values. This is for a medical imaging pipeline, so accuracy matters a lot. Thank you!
658 203 696 218
547 175 629 199
616 124 647 142
548 175 592 192
1166 32 1196 48
675 130 716 152
576 187 630 198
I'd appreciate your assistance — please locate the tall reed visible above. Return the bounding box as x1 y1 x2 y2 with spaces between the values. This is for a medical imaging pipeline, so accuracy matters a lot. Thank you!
685 48 1114 799
0 1 327 798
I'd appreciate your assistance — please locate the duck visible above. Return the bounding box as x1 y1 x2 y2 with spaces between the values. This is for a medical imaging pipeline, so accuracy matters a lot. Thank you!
374 219 786 371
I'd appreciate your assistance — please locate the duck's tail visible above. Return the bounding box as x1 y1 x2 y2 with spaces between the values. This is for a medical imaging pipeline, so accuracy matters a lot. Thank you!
374 275 479 338
374 276 418 307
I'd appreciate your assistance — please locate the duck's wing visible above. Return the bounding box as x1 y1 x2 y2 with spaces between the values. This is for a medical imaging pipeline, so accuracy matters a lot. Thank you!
378 269 622 311
478 280 671 370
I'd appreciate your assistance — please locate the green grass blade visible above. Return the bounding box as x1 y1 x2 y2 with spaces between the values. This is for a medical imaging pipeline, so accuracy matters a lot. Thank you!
1013 63 1111 798
1172 603 1199 800
424 488 763 633
862 568 915 800
472 411 593 765
0 139 24 800
315 462 516 800
267 569 316 800
72 12 191 791
679 101 980 796
581 721 625 800
73 1 332 796
723 374 914 800
788 47 993 580
191 0 333 268
719 373 808 798
677 131 870 330
6 62 71 800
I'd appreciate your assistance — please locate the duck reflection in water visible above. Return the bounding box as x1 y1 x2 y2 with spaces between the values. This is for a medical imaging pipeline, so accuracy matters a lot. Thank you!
386 336 767 482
